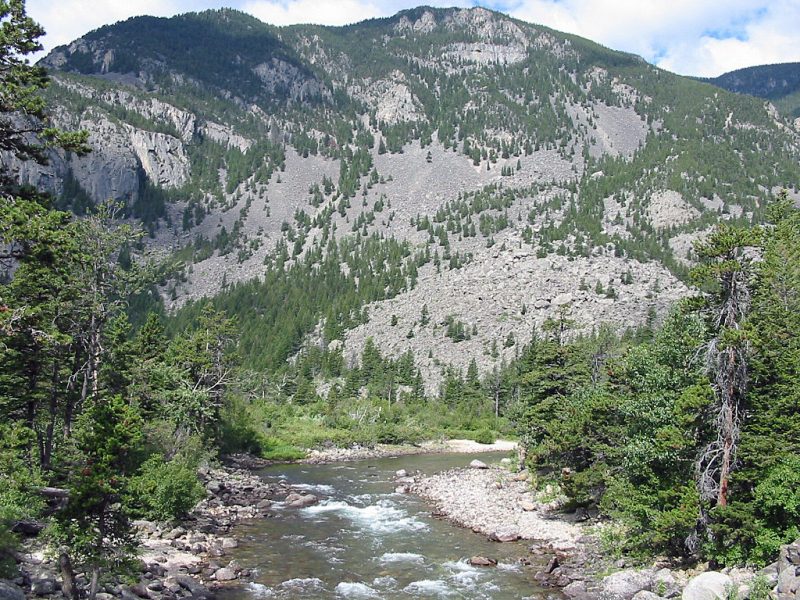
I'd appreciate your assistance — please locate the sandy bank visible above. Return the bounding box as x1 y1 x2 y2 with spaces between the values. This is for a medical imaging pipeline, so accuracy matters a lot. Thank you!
304 438 517 463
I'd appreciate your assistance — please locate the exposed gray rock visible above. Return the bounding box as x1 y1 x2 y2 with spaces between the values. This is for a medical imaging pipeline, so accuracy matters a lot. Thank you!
469 556 497 566
469 459 488 469
30 577 56 596
599 569 656 600
285 493 319 508
0 581 24 600
681 572 733 600
214 568 236 581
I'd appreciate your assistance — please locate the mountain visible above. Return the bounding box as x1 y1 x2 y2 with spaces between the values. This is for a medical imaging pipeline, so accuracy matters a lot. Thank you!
9 6 800 388
703 62 800 121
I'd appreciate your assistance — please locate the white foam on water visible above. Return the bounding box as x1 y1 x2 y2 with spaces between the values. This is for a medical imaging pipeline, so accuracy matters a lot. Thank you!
372 576 398 588
280 534 304 541
497 562 522 572
244 582 275 598
301 499 428 534
334 582 380 598
348 493 376 503
442 559 485 590
402 580 456 596
279 577 325 591
442 559 478 573
378 552 426 564
451 569 482 587
292 483 336 493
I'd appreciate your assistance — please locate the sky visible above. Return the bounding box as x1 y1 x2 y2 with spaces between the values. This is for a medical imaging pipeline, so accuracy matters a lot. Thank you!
26 0 800 77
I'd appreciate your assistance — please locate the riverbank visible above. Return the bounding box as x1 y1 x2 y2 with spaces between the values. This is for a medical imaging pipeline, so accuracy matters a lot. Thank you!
407 458 786 600
8 442 517 600
411 463 582 552
11 466 291 600
304 438 517 463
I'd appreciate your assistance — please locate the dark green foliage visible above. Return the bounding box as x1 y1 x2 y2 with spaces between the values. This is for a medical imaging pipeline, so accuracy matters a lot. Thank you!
127 456 205 522
52 397 144 591
512 199 800 565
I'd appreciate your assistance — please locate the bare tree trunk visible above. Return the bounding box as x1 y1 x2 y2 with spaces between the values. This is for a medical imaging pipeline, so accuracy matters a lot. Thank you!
88 565 100 600
43 359 60 470
64 347 83 438
717 346 738 507
59 552 77 600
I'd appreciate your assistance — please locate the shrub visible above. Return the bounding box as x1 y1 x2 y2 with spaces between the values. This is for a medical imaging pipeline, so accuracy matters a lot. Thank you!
473 428 496 445
128 456 205 522
259 438 306 461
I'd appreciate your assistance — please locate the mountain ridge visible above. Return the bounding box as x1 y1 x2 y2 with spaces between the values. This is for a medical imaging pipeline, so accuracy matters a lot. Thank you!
8 5 799 387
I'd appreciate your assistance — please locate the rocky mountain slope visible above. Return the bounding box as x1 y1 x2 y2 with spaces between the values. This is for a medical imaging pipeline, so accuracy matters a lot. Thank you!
7 6 800 388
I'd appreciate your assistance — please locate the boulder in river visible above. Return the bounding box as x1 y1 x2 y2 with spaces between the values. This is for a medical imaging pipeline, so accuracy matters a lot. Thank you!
285 493 319 508
489 529 521 542
395 469 408 478
681 572 733 600
469 459 488 469
469 556 498 566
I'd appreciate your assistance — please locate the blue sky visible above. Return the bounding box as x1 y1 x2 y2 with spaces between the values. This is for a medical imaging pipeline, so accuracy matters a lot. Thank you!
27 0 800 77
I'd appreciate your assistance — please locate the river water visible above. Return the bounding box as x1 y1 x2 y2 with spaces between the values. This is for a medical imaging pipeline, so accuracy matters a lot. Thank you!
217 452 562 599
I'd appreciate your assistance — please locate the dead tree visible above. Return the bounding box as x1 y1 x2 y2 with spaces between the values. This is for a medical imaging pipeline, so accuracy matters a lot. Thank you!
692 224 757 522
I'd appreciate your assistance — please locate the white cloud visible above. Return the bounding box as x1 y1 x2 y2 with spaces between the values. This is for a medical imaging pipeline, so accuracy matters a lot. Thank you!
240 0 471 27
241 0 385 27
505 0 800 76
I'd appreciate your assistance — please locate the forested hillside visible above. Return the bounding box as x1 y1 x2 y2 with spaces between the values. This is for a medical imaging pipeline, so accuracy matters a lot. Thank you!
9 5 797 393
704 62 800 120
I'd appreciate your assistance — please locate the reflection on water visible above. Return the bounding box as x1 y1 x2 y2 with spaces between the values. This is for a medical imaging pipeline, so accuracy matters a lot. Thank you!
217 452 562 599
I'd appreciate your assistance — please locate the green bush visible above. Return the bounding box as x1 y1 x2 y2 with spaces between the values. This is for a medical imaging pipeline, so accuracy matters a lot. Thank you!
259 438 306 461
473 428 496 445
128 456 205 522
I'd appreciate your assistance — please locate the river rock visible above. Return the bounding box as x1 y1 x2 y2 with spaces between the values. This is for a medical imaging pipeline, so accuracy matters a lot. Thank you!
489 529 520 542
30 578 56 596
395 485 411 494
285 493 319 508
520 500 537 511
163 526 185 540
632 592 664 600
563 580 590 599
395 476 415 484
681 572 733 600
220 537 238 549
214 568 236 581
469 459 488 469
469 556 497 566
0 581 24 600
600 568 655 600
395 469 408 478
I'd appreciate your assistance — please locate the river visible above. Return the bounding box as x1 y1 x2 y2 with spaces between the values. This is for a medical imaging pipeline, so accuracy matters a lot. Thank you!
216 451 562 599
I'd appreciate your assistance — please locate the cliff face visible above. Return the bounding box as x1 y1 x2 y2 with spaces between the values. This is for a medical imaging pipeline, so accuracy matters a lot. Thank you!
25 6 800 384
